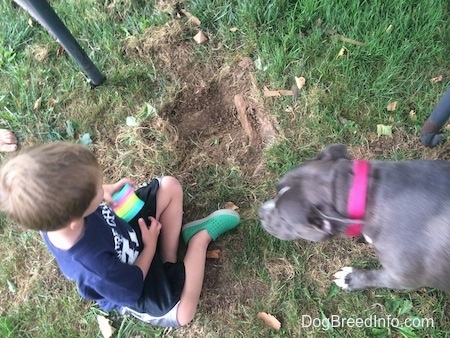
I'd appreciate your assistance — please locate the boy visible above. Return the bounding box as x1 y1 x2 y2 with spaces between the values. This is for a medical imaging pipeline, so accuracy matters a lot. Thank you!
0 142 240 327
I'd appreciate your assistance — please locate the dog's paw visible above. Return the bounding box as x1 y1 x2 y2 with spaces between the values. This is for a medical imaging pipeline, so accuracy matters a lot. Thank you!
334 267 353 290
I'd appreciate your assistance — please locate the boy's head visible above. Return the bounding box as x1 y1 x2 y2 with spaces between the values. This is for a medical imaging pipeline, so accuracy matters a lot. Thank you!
0 142 102 231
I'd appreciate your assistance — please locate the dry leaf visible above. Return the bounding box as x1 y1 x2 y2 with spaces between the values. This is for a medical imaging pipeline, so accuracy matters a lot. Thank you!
180 9 201 26
409 110 416 120
193 31 208 44
430 75 443 83
224 201 239 210
386 24 393 33
333 34 364 46
206 249 221 259
257 312 281 330
388 115 394 123
97 315 115 338
386 101 397 111
28 18 33 27
230 27 239 32
33 97 42 110
294 76 306 90
445 124 450 131
337 47 347 57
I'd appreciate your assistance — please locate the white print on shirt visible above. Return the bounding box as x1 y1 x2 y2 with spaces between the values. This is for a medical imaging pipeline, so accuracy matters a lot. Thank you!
100 203 140 264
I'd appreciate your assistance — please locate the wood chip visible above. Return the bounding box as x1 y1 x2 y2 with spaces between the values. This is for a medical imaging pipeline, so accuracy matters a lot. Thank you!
180 9 201 26
257 312 281 330
263 86 293 97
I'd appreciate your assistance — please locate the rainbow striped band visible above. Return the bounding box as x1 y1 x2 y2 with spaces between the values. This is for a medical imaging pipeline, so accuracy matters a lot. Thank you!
112 184 144 222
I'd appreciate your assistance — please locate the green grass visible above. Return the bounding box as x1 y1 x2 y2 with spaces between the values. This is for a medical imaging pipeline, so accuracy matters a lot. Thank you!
1 0 449 337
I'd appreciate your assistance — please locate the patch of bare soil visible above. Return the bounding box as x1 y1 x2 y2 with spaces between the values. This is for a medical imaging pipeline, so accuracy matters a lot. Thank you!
124 19 277 182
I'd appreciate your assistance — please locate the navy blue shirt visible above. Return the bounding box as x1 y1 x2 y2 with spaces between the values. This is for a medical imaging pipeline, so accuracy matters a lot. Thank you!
42 203 144 311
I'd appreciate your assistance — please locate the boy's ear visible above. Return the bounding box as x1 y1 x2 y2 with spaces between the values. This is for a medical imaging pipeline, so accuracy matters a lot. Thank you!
68 218 83 230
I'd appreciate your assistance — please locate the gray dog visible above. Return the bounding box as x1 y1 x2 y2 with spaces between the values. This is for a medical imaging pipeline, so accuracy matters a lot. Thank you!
259 144 450 291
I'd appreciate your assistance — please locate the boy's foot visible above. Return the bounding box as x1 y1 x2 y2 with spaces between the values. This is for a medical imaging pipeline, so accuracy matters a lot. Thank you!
0 129 17 152
182 209 240 244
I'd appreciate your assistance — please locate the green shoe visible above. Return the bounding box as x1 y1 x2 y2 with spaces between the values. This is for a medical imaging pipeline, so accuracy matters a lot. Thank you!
182 209 240 244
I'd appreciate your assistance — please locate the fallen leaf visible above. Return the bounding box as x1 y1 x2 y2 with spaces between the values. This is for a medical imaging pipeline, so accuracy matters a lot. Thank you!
445 124 450 131
333 34 364 46
388 115 394 123
7 280 16 293
386 101 397 111
230 27 239 32
126 116 138 127
206 249 221 259
430 75 443 83
180 9 201 26
28 18 33 27
409 110 416 120
97 315 115 338
257 312 281 330
386 24 393 33
377 124 392 137
79 133 93 145
193 31 208 44
224 201 239 210
294 76 306 90
337 47 347 57
33 97 42 110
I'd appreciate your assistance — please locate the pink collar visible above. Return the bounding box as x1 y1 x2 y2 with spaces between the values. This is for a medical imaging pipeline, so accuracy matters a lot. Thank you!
345 160 370 236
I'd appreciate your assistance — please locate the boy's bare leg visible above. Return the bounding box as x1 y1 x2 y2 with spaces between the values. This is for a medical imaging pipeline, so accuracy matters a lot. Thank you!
176 230 211 326
155 176 183 263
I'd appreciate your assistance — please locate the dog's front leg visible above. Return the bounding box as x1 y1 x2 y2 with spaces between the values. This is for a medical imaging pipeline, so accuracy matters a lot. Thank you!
334 267 410 291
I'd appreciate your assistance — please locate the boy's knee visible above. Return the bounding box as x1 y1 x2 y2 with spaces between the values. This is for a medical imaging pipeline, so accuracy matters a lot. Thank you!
160 176 182 194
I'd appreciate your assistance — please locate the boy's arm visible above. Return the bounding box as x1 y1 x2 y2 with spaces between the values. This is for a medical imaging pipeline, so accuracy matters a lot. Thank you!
133 217 162 279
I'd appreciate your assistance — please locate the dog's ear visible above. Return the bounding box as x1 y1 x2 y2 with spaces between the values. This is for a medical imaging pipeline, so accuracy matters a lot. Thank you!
307 204 347 235
315 144 350 161
307 205 333 234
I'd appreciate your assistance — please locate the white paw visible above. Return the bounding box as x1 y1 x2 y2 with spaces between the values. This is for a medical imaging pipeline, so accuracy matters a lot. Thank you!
333 267 353 290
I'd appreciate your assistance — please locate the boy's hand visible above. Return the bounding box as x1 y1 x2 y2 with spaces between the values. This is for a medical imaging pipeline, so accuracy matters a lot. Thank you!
139 216 162 248
102 178 134 206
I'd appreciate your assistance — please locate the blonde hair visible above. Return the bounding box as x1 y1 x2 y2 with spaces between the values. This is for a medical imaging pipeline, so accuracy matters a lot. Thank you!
0 142 101 231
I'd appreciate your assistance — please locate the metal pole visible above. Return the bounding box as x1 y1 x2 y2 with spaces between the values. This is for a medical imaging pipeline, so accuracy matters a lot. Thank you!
14 0 106 86
420 87 450 147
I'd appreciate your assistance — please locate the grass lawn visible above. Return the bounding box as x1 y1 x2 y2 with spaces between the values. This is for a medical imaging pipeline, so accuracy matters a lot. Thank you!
1 0 449 337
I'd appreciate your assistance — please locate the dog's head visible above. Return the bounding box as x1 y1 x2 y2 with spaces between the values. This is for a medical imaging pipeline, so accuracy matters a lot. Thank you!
259 144 351 242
